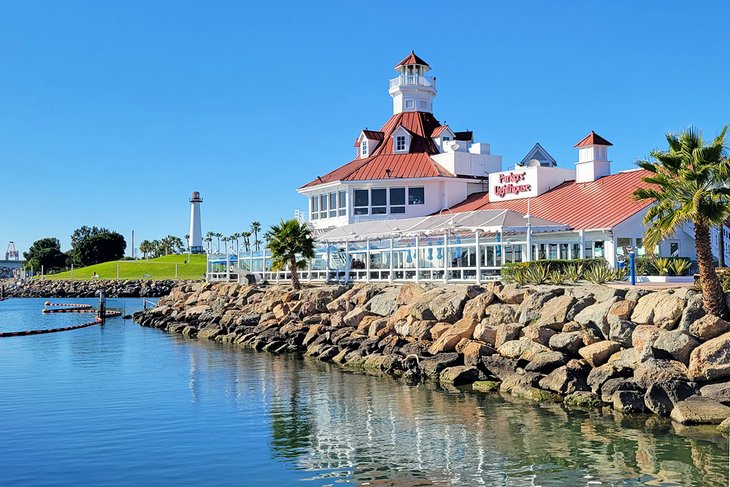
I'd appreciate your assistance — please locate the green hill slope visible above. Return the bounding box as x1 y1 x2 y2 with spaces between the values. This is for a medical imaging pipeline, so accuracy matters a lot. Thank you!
46 254 207 280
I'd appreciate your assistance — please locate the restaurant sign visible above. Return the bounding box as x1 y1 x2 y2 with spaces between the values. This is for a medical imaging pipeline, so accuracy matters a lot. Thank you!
493 171 532 198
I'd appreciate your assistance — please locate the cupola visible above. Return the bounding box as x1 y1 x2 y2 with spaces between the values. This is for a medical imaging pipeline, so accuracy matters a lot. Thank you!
388 51 436 115
575 131 612 183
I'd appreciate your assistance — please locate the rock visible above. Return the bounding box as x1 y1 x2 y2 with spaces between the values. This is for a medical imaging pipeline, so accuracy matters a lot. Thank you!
688 314 730 342
631 292 685 330
396 283 431 305
607 348 640 369
624 289 650 302
197 325 223 340
460 340 496 367
601 378 643 404
718 417 729 434
564 391 601 409
485 304 517 327
365 289 400 316
678 293 706 333
652 330 700 365
578 340 621 367
440 365 480 386
462 292 495 320
495 323 523 348
634 359 689 388
587 363 633 392
565 297 596 322
613 390 648 413
699 381 730 405
429 322 452 340
368 318 389 338
472 321 497 346
427 317 478 355
632 325 662 355
533 295 576 330
498 339 550 362
573 297 619 336
608 319 635 348
396 320 434 341
480 355 519 381
688 331 730 382
343 307 371 327
517 288 564 325
670 397 730 424
606 300 636 325
496 283 528 304
548 331 584 356
419 352 461 378
524 351 566 373
538 365 590 395
472 380 500 393
520 325 556 346
411 286 478 323
644 380 699 416
427 334 461 355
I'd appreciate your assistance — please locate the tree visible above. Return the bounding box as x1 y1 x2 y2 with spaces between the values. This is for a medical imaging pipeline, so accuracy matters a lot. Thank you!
73 232 126 266
204 231 213 253
23 238 67 273
267 219 315 290
139 240 153 259
251 221 261 251
634 126 730 317
214 232 223 253
241 231 252 252
71 226 109 247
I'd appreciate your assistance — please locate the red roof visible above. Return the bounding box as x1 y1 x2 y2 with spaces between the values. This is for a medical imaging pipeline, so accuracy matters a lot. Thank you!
395 51 430 69
575 131 613 147
431 125 451 137
301 111 453 188
448 169 654 230
361 130 384 140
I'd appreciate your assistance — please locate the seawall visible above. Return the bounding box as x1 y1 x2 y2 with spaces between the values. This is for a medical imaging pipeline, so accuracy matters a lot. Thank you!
133 281 730 434
3 279 197 298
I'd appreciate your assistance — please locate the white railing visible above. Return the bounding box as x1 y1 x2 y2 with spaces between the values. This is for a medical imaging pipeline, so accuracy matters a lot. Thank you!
389 75 436 90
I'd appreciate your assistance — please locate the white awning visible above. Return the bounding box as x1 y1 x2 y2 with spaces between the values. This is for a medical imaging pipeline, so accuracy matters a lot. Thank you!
316 209 569 242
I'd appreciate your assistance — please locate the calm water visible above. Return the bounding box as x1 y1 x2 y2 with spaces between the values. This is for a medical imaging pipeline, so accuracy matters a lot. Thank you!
0 298 727 486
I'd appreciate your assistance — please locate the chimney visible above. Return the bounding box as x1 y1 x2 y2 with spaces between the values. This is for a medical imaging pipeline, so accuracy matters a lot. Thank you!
574 131 612 183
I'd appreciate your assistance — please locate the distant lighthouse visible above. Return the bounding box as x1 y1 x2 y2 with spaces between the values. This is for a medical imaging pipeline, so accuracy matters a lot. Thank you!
189 191 204 254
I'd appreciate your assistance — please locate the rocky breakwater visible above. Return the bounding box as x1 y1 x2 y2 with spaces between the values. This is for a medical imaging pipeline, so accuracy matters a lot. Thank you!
5 279 194 298
133 281 730 434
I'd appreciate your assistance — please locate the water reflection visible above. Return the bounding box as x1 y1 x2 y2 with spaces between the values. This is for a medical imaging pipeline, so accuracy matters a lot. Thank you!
188 342 728 486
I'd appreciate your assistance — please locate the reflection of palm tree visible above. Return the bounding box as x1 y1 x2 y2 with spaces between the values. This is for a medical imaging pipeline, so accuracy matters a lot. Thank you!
270 367 314 459
251 222 261 251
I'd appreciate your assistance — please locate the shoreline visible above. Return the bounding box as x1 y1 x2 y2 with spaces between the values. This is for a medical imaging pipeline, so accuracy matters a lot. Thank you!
132 281 730 436
2 279 200 298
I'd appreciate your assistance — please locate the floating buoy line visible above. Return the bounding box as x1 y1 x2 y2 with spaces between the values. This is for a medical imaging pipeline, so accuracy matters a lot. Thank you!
0 300 121 338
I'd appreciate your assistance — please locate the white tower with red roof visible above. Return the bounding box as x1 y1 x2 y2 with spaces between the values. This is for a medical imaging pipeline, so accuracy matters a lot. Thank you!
389 51 436 114
575 131 612 183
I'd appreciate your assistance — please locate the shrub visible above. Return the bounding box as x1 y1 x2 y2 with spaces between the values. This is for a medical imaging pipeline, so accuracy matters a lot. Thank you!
652 257 672 276
585 263 613 284
524 263 550 285
613 267 628 282
669 258 692 276
550 270 564 285
563 263 583 283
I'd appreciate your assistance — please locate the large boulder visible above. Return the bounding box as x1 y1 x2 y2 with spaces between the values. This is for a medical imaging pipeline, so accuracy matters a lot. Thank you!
606 300 637 325
459 340 496 367
607 348 640 369
688 314 730 342
688 331 730 382
608 319 635 348
601 378 644 404
365 288 400 316
699 381 730 405
428 317 479 355
440 365 480 386
343 307 373 327
462 292 495 321
520 325 556 346
532 295 576 330
498 339 550 362
548 331 584 356
578 340 621 367
486 304 518 327
630 292 685 330
517 288 565 325
573 297 619 337
631 325 662 355
652 330 700 365
472 321 497 346
538 365 590 394
644 380 699 417
410 287 475 323
480 355 519 381
613 390 648 413
495 283 528 304
524 351 566 373
669 397 730 424
634 359 689 388
419 352 461 378
494 323 523 348
678 293 706 333
587 363 633 392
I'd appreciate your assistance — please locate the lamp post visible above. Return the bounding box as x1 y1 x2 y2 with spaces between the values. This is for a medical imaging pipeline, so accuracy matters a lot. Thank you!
629 249 636 286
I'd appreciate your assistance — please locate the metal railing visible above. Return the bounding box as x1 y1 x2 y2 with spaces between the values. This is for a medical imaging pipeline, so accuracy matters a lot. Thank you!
389 75 436 90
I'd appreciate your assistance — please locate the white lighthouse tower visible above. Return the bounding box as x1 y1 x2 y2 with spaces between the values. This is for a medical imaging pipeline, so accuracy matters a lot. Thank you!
189 191 204 254
388 51 436 115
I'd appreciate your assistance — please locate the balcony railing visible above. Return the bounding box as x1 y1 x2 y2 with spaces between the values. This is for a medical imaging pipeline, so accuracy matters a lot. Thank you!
389 75 436 90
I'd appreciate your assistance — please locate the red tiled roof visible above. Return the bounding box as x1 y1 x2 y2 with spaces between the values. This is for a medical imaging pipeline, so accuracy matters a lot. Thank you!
448 169 654 230
395 51 430 69
301 111 452 188
575 131 613 147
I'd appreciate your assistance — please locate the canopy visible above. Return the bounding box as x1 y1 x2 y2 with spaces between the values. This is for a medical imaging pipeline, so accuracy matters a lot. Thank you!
317 209 569 243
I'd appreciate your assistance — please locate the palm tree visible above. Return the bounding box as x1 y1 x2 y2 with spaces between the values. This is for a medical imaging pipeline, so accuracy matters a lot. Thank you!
634 126 730 317
184 234 190 252
204 231 214 253
251 222 261 251
267 219 315 290
241 231 252 252
215 232 223 253
139 240 153 259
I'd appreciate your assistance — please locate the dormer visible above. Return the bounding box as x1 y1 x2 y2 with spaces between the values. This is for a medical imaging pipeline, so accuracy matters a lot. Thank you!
517 143 557 168
432 125 455 152
391 126 412 153
356 130 384 159
575 131 612 183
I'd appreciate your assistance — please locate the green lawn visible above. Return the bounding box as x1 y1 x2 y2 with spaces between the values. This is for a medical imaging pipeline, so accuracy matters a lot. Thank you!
45 254 207 280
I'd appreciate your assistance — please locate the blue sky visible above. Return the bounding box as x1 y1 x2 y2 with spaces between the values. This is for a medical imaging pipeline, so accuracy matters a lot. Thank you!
1 1 729 256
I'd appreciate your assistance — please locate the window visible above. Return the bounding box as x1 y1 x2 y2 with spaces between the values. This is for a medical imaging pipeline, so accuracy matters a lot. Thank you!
636 237 646 256
670 241 680 257
408 187 425 205
419 99 428 109
311 196 318 220
594 241 604 258
354 189 369 215
361 140 367 157
617 238 632 256
395 135 407 152
390 187 405 214
329 193 337 218
320 194 328 219
338 191 346 216
404 99 415 109
442 136 450 142
372 188 386 214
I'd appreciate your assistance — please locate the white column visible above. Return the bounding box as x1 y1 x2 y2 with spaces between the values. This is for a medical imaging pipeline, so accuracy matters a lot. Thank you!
443 232 448 283
325 241 331 283
415 236 420 282
389 237 394 282
580 230 586 259
365 239 371 283
499 230 505 266
475 230 481 284
525 223 532 262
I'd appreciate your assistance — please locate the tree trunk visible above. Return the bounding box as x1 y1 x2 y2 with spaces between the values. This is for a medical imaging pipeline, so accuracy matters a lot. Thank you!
290 257 301 290
695 221 726 317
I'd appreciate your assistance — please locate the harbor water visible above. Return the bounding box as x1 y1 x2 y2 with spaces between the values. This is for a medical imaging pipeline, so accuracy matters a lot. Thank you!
0 298 727 486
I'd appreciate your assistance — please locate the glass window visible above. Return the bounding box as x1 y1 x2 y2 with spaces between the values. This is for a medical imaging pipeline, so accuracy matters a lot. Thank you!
408 187 425 205
311 196 318 213
572 243 581 259
636 237 645 256
559 243 569 260
354 189 368 215
329 193 337 217
617 238 632 256
338 191 346 216
548 243 558 260
442 136 450 142
390 188 405 206
372 188 386 214
395 136 407 152
391 206 405 214
404 99 415 109
670 241 680 257
361 140 367 157
320 194 328 211
594 241 604 258
585 242 593 259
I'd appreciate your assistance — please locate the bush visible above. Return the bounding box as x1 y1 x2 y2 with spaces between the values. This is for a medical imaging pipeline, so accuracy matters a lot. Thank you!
524 263 550 285
501 258 606 283
585 263 614 284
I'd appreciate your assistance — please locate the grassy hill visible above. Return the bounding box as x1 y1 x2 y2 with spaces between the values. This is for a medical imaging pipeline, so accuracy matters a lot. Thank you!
46 254 207 280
